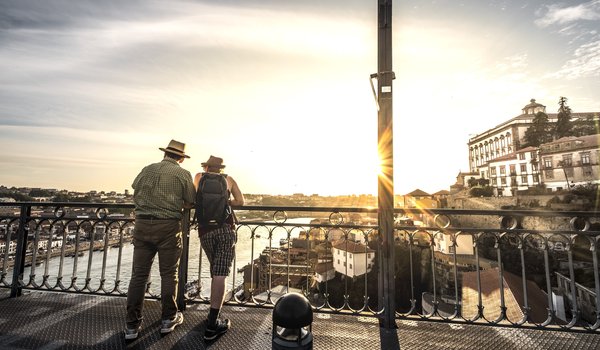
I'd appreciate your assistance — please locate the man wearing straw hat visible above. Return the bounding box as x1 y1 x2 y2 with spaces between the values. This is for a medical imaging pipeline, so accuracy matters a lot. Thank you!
194 155 244 341
124 140 196 340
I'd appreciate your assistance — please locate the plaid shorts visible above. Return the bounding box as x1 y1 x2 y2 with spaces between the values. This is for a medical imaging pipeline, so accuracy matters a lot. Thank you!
200 225 236 277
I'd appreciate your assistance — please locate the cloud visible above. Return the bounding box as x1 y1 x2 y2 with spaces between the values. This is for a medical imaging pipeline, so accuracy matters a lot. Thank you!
551 40 600 79
535 0 600 27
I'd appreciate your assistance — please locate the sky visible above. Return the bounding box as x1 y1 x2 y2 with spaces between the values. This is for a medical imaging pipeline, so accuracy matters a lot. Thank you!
1 0 599 196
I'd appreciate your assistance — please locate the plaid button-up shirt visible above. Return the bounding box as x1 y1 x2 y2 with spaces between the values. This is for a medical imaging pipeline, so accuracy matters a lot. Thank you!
132 158 195 219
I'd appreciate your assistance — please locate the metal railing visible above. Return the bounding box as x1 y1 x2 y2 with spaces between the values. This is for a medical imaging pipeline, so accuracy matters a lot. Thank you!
1 202 599 332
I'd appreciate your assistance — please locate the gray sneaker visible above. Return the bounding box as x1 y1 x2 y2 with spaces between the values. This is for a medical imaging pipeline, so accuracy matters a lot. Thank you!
160 311 184 334
124 326 141 340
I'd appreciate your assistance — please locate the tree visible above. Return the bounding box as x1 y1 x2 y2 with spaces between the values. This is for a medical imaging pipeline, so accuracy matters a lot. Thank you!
29 189 52 197
556 160 573 190
469 186 493 197
52 193 72 202
8 192 32 201
467 178 489 187
524 111 552 147
572 114 599 136
554 96 573 139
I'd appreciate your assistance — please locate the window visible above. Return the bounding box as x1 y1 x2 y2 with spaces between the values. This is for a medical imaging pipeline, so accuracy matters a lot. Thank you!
533 174 539 183
520 164 527 173
367 253 372 259
562 154 572 166
544 158 553 169
337 259 340 264
490 167 497 176
349 264 353 269
343 262 346 267
501 177 506 185
449 246 455 253
582 152 591 165
532 163 538 171
583 166 593 177
509 164 516 175
521 175 528 184
500 166 506 175
545 170 554 179
349 253 352 258
337 250 340 255
518 153 525 160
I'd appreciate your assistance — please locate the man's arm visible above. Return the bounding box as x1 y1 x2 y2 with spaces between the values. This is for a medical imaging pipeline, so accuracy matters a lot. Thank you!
228 176 244 206
131 166 146 191
182 172 196 208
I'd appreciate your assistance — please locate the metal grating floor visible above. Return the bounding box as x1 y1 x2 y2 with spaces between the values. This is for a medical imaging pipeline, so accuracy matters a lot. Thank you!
0 289 599 349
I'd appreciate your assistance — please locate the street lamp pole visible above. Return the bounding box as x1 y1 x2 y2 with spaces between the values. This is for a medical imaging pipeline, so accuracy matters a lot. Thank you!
376 0 396 330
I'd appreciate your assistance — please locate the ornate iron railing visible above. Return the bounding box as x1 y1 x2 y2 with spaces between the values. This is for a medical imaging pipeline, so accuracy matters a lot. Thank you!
1 202 598 332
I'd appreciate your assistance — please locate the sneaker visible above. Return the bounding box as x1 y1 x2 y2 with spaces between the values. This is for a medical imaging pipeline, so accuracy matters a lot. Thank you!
204 319 231 341
160 311 184 334
124 326 141 340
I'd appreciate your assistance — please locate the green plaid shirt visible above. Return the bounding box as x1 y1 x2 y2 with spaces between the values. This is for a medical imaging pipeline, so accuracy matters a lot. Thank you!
132 158 195 219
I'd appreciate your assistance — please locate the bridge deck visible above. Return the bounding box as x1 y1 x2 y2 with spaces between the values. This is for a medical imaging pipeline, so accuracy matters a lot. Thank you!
0 290 599 349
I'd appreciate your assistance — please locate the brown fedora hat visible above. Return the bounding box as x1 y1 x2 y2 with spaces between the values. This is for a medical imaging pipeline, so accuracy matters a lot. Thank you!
159 139 190 158
201 155 225 168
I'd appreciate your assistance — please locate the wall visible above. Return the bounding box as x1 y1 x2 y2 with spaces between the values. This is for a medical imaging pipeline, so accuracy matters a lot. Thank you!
446 195 585 231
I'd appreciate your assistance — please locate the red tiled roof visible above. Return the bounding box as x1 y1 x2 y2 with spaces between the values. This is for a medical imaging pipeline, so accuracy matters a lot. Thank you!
406 189 431 197
315 262 334 274
487 153 517 163
517 146 538 153
461 267 549 323
332 240 375 253
433 190 450 195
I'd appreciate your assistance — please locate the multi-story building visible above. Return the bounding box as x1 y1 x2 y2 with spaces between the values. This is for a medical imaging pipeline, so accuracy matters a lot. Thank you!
332 240 375 278
468 99 595 177
539 134 600 190
487 146 541 196
466 99 599 196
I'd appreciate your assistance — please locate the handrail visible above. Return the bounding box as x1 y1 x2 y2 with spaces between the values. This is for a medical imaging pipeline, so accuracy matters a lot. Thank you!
1 202 599 332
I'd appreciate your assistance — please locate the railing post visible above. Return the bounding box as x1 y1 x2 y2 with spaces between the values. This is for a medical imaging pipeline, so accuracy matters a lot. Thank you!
10 204 30 297
376 0 396 330
177 209 191 311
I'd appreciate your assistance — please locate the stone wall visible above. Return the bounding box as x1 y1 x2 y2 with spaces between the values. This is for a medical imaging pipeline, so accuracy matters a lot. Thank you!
445 194 586 231
447 194 563 210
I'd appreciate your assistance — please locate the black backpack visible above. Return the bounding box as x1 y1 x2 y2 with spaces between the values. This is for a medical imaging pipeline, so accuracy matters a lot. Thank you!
195 173 231 228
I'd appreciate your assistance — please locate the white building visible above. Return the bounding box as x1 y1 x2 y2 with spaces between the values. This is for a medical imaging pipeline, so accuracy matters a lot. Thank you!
487 146 541 196
434 233 474 255
313 262 335 283
0 241 18 255
332 240 375 278
468 99 596 177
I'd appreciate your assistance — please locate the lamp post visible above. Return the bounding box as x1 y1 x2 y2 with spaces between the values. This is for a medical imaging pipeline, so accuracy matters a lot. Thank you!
375 0 396 330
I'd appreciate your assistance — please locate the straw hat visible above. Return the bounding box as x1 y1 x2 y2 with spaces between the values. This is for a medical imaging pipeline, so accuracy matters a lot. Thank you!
159 139 190 158
201 155 225 168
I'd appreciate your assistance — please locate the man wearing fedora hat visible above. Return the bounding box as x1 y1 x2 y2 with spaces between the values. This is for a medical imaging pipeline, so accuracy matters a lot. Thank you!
124 139 196 340
193 155 244 341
